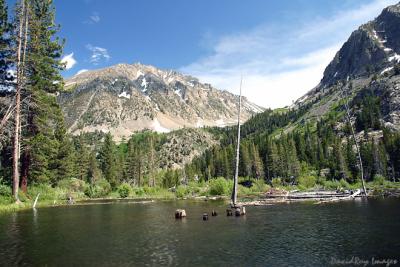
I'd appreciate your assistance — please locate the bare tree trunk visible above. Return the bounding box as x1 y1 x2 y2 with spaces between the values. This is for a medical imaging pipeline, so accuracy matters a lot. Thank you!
20 5 29 193
341 81 367 196
232 77 242 207
12 0 29 202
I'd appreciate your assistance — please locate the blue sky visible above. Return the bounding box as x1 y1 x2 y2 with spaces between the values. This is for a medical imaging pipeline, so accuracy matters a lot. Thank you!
10 0 400 108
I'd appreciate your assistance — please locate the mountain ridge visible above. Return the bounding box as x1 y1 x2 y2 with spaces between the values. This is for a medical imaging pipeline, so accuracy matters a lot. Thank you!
59 63 264 140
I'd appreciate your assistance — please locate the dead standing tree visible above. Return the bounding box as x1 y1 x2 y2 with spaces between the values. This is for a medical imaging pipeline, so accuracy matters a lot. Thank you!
340 79 367 196
12 0 29 202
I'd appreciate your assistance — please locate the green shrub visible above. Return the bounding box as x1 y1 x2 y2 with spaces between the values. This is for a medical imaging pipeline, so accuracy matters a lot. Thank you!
0 184 13 205
251 179 270 193
271 178 282 187
323 179 340 190
0 184 11 197
373 174 386 186
133 187 145 197
58 178 88 192
175 185 188 198
298 175 317 188
29 184 63 200
339 178 350 188
117 183 132 198
238 185 251 195
84 179 111 198
209 177 232 196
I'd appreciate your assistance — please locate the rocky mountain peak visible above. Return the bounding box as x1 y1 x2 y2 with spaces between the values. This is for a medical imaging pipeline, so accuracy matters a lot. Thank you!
59 63 264 141
320 2 400 87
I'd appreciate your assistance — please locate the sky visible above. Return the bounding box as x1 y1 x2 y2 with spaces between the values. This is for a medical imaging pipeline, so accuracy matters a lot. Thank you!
12 0 399 108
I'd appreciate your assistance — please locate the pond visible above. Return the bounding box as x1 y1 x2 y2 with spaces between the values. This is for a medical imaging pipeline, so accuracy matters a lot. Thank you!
0 198 399 266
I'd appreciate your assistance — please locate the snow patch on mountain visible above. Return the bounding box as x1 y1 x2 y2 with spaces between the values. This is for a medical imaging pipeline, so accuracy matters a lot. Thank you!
152 118 170 133
388 53 400 63
118 91 131 99
381 66 394 74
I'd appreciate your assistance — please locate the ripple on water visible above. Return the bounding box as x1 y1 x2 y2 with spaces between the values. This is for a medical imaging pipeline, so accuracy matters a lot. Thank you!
0 199 399 266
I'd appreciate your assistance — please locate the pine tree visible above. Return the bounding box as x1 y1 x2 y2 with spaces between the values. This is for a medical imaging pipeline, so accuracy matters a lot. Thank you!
53 109 76 183
250 143 264 179
239 142 251 177
0 0 11 86
19 0 65 189
124 138 136 183
285 136 300 182
99 133 117 187
148 135 156 187
75 135 90 181
87 151 101 185
269 141 281 178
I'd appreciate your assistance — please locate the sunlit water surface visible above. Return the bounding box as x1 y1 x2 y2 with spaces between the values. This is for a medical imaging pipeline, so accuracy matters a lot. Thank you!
0 198 399 266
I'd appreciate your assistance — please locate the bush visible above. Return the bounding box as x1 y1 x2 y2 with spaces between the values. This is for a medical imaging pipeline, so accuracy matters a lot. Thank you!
339 178 350 189
298 175 317 188
0 184 13 205
209 177 232 196
323 179 341 190
85 179 112 198
251 179 270 193
271 178 282 187
175 185 188 198
133 187 145 197
58 178 88 192
373 174 386 186
29 184 63 200
0 184 11 197
117 183 132 198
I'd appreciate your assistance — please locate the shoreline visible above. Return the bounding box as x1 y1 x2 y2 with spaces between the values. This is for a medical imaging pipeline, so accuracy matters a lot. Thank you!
1 188 400 214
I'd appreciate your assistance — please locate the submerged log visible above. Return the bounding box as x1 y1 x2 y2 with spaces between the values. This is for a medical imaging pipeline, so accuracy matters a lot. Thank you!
175 209 186 219
226 209 233 216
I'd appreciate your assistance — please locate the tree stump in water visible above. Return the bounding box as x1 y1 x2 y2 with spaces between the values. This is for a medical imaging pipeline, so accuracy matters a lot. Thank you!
67 195 74 205
235 207 241 216
241 206 246 215
175 209 186 219
234 206 246 216
203 213 209 221
211 210 217 216
226 209 233 216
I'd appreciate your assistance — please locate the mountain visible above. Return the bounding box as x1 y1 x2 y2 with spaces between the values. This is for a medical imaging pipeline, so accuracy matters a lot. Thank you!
290 2 400 131
322 3 400 86
59 63 264 140
185 2 400 182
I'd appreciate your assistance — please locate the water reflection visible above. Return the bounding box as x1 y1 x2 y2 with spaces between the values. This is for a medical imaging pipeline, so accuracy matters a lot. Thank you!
0 199 399 266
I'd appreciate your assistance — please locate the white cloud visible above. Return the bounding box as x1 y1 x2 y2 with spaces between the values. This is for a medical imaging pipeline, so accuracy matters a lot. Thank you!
181 0 398 109
76 69 89 75
90 12 100 23
86 44 111 65
84 12 100 24
61 53 77 70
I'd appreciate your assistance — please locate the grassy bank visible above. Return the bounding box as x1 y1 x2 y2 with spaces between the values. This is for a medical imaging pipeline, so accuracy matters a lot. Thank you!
1 177 399 214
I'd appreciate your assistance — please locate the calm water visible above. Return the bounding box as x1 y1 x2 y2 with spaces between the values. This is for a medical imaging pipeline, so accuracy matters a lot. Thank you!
0 198 399 266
